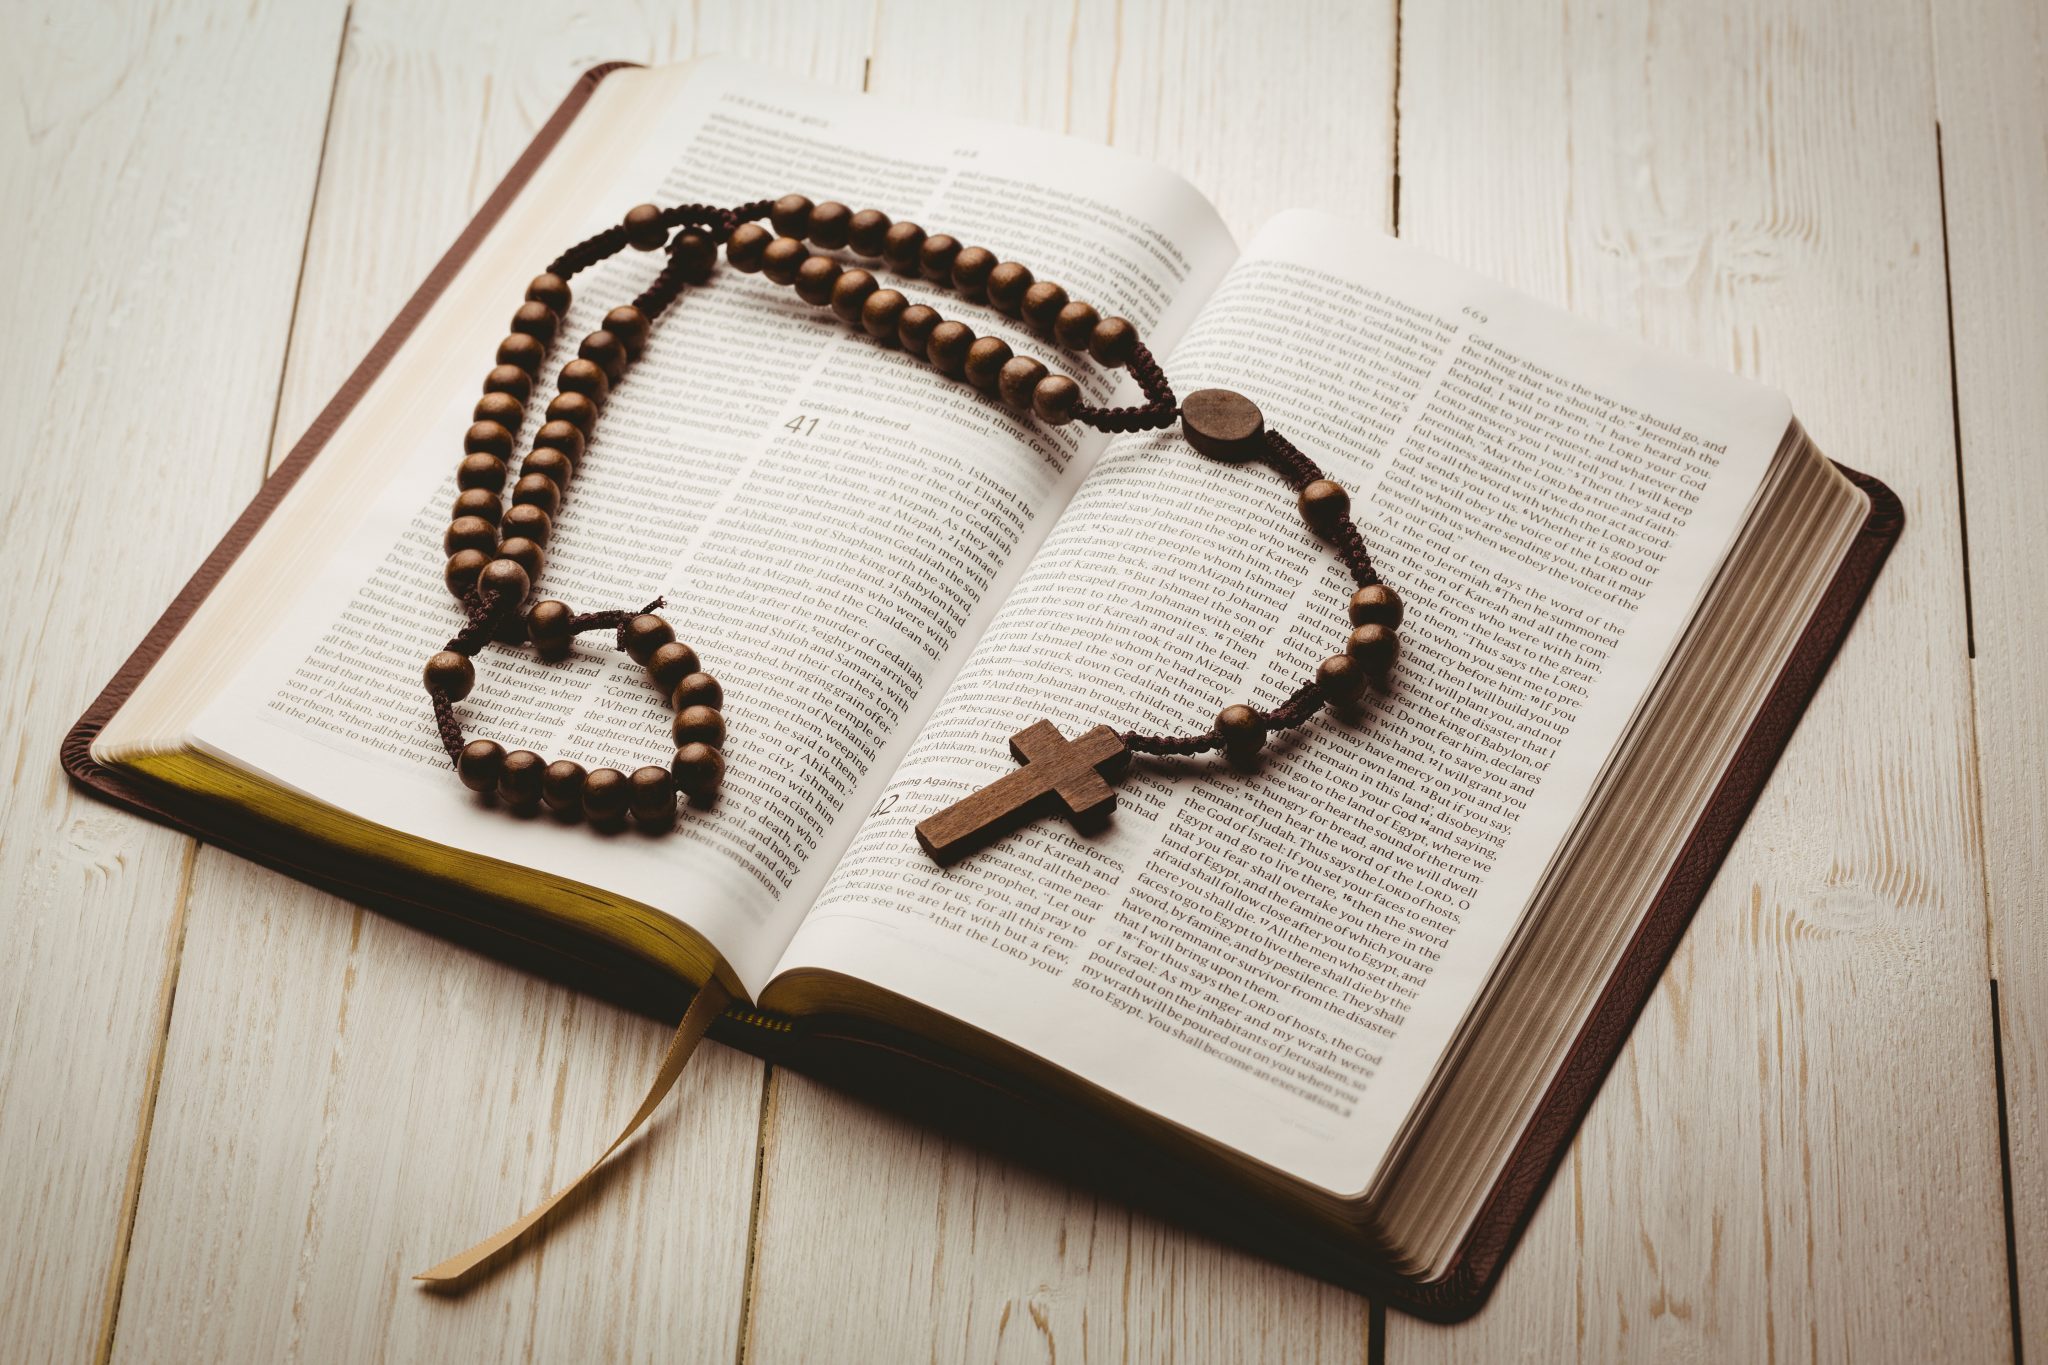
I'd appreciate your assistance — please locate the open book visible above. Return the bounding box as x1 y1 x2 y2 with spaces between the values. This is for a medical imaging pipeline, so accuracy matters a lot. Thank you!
70 58 1897 1316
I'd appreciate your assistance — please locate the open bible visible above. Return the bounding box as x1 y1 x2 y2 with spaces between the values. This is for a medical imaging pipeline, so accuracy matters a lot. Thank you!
68 58 1898 1317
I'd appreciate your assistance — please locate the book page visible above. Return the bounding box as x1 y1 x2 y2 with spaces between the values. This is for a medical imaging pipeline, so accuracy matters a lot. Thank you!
774 210 1793 1192
188 60 1235 995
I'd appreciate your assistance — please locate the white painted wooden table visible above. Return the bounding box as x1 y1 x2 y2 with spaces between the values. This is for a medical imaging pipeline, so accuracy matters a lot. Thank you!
3 1 2040 1359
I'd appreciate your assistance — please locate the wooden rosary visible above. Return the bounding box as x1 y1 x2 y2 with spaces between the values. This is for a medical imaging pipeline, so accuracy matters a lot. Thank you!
421 195 1402 859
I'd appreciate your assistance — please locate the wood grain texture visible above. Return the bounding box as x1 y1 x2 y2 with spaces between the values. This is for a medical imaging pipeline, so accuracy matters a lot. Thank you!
0 4 346 1361
916 721 1129 864
1388 0 2013 1358
7 0 2035 1359
1932 0 2048 1347
741 4 1389 1362
104 4 863 1360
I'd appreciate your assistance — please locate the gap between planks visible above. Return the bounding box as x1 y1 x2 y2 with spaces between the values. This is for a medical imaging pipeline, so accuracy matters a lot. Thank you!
92 10 357 1359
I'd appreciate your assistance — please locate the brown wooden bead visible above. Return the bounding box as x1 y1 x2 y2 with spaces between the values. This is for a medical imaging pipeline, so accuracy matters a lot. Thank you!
1033 374 1082 425
998 356 1049 409
497 332 544 375
1216 703 1265 768
423 650 475 701
1347 584 1405 629
1053 300 1100 350
496 535 543 579
726 222 771 272
510 300 557 343
531 418 586 460
964 336 1013 394
621 613 674 664
1298 479 1350 535
1182 388 1266 461
457 739 505 794
882 221 926 274
602 305 650 358
541 760 588 815
671 671 722 711
526 598 575 660
770 194 814 238
498 749 545 809
646 640 702 694
556 358 610 402
444 549 488 598
581 767 630 823
986 261 1034 314
830 268 878 325
464 420 514 458
452 488 501 524
1346 623 1400 678
761 236 809 286
847 208 891 258
897 304 941 356
926 320 974 377
526 273 572 313
474 390 525 429
457 453 507 491
672 704 725 748
918 233 961 282
671 229 716 284
478 556 531 608
546 390 598 436
1021 281 1070 337
482 364 531 402
951 246 997 300
861 288 908 342
1316 653 1366 705
501 503 551 547
806 200 852 249
521 447 573 492
444 515 497 556
511 473 560 516
794 253 842 305
576 332 626 384
624 202 668 251
672 743 725 806
628 765 677 822
1088 316 1138 367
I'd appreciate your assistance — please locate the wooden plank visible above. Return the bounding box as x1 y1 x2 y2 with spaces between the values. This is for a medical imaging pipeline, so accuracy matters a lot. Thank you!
1388 0 2012 1356
0 4 347 1361
1933 0 2048 1345
105 4 869 1360
741 4 1389 1361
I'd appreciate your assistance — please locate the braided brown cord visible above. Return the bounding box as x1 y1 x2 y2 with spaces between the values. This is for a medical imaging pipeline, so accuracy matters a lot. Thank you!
547 225 632 279
632 248 697 318
718 199 776 233
1261 679 1329 732
431 688 466 765
1123 729 1225 756
445 586 513 655
1075 340 1178 432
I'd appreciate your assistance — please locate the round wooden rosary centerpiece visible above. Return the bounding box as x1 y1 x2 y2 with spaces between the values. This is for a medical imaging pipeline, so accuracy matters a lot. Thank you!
420 194 1402 858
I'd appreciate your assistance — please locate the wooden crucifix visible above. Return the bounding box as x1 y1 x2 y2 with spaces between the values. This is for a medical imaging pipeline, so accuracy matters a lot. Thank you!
916 720 1132 866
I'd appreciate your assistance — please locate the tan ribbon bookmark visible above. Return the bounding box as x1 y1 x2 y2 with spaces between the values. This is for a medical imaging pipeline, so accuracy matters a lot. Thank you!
415 977 732 1287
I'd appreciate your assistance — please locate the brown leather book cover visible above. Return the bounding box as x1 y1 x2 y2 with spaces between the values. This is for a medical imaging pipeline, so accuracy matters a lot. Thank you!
61 63 1903 1321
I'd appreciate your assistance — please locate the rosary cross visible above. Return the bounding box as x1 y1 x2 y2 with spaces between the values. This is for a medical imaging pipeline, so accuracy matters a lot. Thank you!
916 720 1132 865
